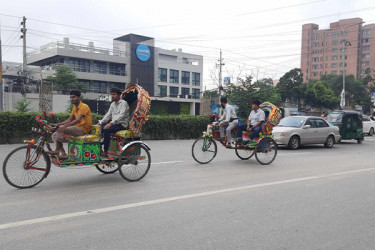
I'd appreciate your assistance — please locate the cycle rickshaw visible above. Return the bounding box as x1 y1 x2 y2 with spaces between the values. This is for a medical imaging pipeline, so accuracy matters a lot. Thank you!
2 84 152 189
192 102 281 165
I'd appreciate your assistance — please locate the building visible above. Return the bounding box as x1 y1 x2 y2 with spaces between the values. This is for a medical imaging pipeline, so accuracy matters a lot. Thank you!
301 18 375 82
5 33 203 114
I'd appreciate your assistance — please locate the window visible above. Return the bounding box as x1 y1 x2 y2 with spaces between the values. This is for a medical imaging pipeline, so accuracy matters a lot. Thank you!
362 38 370 43
315 119 329 128
362 46 370 51
331 48 339 53
313 42 319 47
332 32 339 37
332 40 339 45
90 81 107 93
169 86 179 97
312 72 319 76
363 116 370 122
158 85 167 97
181 87 190 97
362 61 370 67
314 35 319 40
340 31 347 37
109 63 126 76
158 68 167 82
170 69 179 83
339 62 347 67
192 72 201 86
312 57 319 62
362 54 370 59
331 55 338 60
363 29 371 35
331 63 337 68
181 71 190 85
93 61 107 74
312 64 319 69
192 88 200 99
313 50 319 54
331 70 337 75
340 55 347 60
68 58 90 72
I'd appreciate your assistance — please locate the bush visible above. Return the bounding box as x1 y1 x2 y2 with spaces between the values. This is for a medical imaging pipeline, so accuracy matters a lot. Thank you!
0 112 210 143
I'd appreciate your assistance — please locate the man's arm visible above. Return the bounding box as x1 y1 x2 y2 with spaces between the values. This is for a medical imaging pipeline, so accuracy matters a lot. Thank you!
99 104 112 125
57 116 74 126
57 115 83 132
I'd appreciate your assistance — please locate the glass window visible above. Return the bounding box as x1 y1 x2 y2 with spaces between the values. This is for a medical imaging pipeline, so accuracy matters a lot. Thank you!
158 68 167 82
68 58 90 72
158 85 167 97
192 73 200 86
170 69 179 83
362 38 370 43
181 71 190 85
312 64 319 69
332 32 339 37
331 55 338 60
109 63 126 76
90 81 107 93
93 61 107 74
331 63 337 68
192 88 200 99
362 61 370 67
362 54 370 59
181 87 190 97
332 40 339 45
312 57 319 62
362 46 370 51
315 119 329 128
278 117 306 128
331 48 339 53
169 86 179 97
363 29 371 35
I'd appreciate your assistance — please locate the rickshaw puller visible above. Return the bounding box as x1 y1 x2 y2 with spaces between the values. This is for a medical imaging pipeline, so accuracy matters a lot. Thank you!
218 96 238 144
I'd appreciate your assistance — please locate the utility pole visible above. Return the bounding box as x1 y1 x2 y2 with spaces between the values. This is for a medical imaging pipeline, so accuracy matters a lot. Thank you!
0 30 3 110
21 16 27 95
216 49 225 116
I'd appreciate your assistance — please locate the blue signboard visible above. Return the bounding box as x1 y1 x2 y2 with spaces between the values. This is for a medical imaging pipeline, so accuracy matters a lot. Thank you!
136 44 151 62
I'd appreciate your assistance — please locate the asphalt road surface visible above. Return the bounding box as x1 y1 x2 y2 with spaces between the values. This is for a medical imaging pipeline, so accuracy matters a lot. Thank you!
1 137 375 250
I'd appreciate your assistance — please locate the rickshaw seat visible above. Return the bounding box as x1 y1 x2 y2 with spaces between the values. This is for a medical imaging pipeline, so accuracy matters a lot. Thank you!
71 134 101 142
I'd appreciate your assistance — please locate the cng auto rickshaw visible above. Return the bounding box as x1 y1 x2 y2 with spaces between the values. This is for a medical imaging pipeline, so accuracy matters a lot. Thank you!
327 110 364 143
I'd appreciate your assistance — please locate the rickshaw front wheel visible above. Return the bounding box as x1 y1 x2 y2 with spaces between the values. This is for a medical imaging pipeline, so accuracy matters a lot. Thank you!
192 137 217 164
3 145 51 189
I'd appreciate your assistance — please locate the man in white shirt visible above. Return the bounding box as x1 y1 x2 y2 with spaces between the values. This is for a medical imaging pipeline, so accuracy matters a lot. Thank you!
237 100 265 144
99 87 130 157
218 96 238 144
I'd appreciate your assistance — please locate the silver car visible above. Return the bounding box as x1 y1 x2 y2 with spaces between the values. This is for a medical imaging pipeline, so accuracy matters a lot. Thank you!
272 116 341 150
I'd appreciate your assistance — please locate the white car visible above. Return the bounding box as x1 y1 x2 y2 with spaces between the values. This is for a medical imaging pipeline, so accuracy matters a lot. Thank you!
362 115 375 136
272 116 341 150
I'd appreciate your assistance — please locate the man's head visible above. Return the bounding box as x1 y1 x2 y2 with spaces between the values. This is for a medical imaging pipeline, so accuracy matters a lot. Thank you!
251 100 261 110
110 87 122 102
220 96 228 108
69 90 81 105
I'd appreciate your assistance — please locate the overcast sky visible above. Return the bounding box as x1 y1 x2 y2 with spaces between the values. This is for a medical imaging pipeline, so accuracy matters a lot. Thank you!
1 0 375 89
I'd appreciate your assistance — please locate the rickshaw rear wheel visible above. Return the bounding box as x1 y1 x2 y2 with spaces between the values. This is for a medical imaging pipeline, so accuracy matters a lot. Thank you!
95 162 119 174
119 144 151 182
3 145 51 189
192 137 217 164
255 138 277 165
235 147 255 160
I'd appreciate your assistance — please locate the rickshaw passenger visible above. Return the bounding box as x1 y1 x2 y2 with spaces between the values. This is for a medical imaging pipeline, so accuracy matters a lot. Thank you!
52 90 92 159
237 100 265 144
218 96 238 143
99 87 130 157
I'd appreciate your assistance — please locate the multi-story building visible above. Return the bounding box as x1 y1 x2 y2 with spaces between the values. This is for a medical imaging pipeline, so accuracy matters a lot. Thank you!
20 33 203 114
301 18 375 82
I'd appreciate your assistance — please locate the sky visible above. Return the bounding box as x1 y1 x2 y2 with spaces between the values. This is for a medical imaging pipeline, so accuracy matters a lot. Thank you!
1 0 375 90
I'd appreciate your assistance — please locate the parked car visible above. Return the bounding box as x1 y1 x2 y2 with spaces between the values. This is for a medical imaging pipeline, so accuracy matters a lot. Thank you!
362 115 375 136
272 116 341 150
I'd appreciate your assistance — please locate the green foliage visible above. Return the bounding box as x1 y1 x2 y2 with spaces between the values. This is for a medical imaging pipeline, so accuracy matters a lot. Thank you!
224 76 281 118
300 81 339 109
66 103 74 113
150 102 168 115
203 89 219 98
14 98 31 112
277 68 303 103
0 112 209 142
180 103 191 115
46 65 84 93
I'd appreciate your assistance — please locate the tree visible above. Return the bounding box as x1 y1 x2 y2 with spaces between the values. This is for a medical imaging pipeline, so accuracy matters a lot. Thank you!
277 68 303 103
46 65 84 94
15 98 31 112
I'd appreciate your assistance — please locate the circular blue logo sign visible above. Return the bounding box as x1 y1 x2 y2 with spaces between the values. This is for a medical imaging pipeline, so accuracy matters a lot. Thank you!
136 44 151 62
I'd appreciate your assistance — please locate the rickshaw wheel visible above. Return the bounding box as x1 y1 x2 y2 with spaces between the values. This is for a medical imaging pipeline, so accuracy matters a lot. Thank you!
95 162 119 174
3 145 51 189
235 147 254 160
255 138 277 165
192 137 217 164
119 144 151 182
357 137 364 144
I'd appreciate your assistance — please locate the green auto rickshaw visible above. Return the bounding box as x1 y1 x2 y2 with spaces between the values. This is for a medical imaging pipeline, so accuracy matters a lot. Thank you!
327 110 364 143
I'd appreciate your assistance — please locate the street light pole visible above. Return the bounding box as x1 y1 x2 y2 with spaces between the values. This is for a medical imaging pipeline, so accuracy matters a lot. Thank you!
340 21 364 109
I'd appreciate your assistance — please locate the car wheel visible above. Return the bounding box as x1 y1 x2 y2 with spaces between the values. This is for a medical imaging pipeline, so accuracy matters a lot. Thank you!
288 135 300 150
369 128 374 136
357 137 364 144
324 135 335 148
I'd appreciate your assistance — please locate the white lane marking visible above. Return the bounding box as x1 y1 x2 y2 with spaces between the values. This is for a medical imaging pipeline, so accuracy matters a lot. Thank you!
1 167 375 230
151 161 183 165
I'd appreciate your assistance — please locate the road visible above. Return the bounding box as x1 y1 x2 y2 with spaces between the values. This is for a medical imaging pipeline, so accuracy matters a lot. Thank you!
1 138 375 250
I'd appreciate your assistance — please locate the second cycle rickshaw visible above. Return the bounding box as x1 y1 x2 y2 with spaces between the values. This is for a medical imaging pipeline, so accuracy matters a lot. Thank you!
192 102 281 165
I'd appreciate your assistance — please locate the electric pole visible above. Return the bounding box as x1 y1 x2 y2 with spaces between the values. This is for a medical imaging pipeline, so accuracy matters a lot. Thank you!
217 49 225 98
0 29 3 110
21 16 27 95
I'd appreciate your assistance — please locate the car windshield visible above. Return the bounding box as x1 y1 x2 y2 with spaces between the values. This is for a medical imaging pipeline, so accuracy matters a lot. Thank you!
278 117 305 128
327 112 343 123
